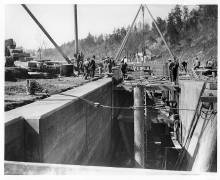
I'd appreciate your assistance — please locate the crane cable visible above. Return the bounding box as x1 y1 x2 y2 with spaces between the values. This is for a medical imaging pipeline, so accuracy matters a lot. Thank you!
145 4 175 60
115 5 143 62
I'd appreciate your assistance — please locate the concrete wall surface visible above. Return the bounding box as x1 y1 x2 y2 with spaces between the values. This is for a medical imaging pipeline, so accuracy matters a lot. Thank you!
5 78 113 166
178 80 204 144
5 161 193 175
5 117 25 162
178 80 217 172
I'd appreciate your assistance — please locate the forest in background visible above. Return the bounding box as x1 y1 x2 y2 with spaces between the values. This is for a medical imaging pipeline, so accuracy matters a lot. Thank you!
32 5 217 64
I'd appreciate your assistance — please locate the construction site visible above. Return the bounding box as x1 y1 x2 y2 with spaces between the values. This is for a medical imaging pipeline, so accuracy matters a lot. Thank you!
4 4 217 175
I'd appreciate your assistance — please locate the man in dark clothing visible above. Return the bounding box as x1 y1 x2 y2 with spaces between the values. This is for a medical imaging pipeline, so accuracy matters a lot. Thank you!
121 60 127 80
194 57 200 70
107 57 112 73
89 55 96 78
206 56 214 69
173 58 179 83
168 59 175 82
169 57 179 83
181 60 187 73
111 57 115 67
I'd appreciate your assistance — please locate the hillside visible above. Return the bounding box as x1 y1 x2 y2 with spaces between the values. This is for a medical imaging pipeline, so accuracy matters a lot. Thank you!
38 5 217 66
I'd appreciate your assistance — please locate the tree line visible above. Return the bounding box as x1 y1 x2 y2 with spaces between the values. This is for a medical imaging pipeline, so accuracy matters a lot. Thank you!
41 5 217 61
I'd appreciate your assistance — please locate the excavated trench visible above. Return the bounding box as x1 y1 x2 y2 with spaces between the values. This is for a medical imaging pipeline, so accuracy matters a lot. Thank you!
4 78 217 174
111 89 179 169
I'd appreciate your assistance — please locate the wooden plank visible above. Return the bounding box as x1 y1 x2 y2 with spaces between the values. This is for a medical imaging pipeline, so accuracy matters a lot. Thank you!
200 96 217 103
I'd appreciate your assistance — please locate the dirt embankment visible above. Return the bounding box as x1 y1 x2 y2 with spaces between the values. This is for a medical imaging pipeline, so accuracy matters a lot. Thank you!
151 26 217 69
5 77 88 111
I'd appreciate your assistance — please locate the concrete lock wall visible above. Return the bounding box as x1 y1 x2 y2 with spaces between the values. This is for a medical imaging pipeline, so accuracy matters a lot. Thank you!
178 80 217 172
5 78 113 166
5 117 25 162
178 80 205 144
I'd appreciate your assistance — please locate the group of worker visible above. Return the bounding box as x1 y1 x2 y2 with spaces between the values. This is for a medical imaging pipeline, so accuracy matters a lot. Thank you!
103 57 116 74
168 55 217 83
73 52 96 80
81 55 96 80
74 53 118 80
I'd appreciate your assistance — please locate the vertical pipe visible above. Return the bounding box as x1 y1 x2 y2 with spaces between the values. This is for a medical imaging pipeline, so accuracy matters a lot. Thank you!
74 4 79 55
134 85 145 168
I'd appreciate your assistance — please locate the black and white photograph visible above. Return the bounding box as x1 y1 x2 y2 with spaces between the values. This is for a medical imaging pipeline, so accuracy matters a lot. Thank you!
2 0 218 176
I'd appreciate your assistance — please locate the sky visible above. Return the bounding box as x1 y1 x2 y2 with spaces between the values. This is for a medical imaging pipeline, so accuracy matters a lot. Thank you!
5 4 194 50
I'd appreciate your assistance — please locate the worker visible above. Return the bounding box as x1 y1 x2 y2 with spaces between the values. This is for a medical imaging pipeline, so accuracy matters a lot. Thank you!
89 55 96 78
78 61 83 75
106 57 112 73
168 57 179 83
75 53 81 76
168 59 174 82
173 57 179 84
193 57 200 70
181 60 187 73
83 58 90 80
111 57 116 67
123 56 128 63
102 58 106 73
206 56 214 69
121 60 127 80
79 51 84 74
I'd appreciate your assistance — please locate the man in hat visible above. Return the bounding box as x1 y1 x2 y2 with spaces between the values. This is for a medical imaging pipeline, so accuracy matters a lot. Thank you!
168 59 174 82
121 60 127 80
83 58 90 80
181 60 188 73
89 55 96 78
193 57 200 70
168 57 179 83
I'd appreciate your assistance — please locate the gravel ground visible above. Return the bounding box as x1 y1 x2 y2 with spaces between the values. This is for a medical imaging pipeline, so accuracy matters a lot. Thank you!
5 76 89 111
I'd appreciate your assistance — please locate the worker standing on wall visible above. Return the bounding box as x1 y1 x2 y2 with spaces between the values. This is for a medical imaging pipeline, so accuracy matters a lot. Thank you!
173 57 179 84
206 56 214 69
107 57 112 73
193 57 201 70
168 57 179 84
181 60 188 73
83 58 90 80
121 60 127 80
168 59 174 82
89 55 96 78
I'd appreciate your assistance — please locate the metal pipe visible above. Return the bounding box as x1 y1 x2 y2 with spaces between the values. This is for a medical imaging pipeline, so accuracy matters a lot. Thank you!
115 5 142 62
74 4 79 55
21 4 72 64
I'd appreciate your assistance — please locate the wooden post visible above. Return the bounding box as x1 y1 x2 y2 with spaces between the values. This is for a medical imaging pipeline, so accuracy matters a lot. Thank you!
74 4 79 55
134 85 145 168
